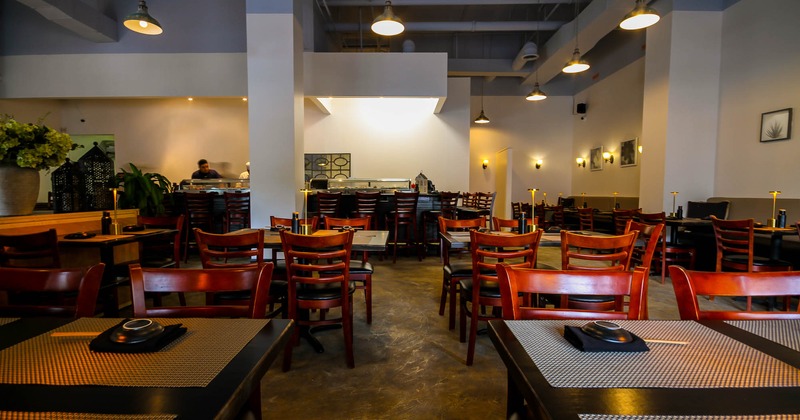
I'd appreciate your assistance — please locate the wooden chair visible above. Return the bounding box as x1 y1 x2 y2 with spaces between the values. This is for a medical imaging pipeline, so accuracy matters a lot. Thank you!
223 191 250 232
421 191 461 257
182 192 215 262
669 266 800 320
352 190 381 229
625 220 663 319
492 216 538 233
475 192 495 218
439 191 460 220
128 262 273 419
497 265 648 321
0 228 60 268
138 214 184 269
511 202 522 219
578 207 594 231
0 263 105 318
438 217 485 330
195 228 286 317
547 205 565 230
461 192 476 207
710 216 792 310
385 191 420 263
560 230 637 311
325 216 375 324
612 209 637 235
280 230 355 370
315 191 343 221
637 211 695 282
461 229 542 365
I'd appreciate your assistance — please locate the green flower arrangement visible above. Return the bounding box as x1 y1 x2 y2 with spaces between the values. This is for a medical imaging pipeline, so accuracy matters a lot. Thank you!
0 115 78 171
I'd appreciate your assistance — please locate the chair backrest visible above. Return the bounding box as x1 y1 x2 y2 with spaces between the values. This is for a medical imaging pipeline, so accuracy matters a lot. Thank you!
497 265 648 320
669 266 800 320
637 211 666 224
475 192 494 210
280 230 353 291
687 200 730 219
223 191 251 232
438 216 484 234
324 216 371 230
354 191 381 214
129 263 273 318
471 230 542 280
613 209 637 235
560 230 637 271
625 220 664 276
492 216 538 232
316 192 343 218
511 202 522 219
195 228 265 268
270 215 319 232
577 207 594 231
461 192 476 207
138 214 185 268
0 228 61 268
548 205 565 229
439 191 460 219
0 263 105 318
184 192 214 219
393 191 419 214
711 216 754 271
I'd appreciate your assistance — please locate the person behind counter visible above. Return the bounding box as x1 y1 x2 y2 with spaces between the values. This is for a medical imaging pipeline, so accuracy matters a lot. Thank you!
239 161 250 179
192 159 222 179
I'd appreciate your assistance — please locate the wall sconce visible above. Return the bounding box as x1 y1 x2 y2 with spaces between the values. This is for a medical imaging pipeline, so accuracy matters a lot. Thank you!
603 151 614 164
535 159 543 170
482 159 489 170
576 157 586 168
638 145 643 154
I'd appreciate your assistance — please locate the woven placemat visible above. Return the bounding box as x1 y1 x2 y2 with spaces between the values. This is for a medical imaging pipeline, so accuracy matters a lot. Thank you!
580 415 800 420
0 318 268 387
506 320 800 388
0 318 19 326
726 320 800 352
0 412 175 420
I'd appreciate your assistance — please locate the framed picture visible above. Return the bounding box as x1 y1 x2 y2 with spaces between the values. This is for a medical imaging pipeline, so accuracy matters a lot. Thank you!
620 138 637 167
760 108 792 142
590 147 603 171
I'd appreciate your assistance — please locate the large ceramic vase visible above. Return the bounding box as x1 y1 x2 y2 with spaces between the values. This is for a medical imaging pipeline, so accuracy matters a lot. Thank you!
0 164 40 216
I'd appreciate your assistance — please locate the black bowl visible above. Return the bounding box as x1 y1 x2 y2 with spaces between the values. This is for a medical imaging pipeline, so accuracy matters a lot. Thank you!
109 319 165 344
580 321 634 344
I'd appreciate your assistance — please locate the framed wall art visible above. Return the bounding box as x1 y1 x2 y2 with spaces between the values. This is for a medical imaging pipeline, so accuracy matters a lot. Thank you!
760 108 792 142
590 147 603 171
620 138 637 167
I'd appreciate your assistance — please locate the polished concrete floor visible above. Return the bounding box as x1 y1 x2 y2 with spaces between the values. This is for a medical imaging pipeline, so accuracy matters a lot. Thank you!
254 247 746 419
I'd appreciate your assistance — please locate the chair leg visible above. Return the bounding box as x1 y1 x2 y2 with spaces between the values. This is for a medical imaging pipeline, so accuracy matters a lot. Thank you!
364 275 372 324
343 297 355 368
459 293 467 343
449 278 458 330
247 382 263 420
438 273 449 316
466 298 480 366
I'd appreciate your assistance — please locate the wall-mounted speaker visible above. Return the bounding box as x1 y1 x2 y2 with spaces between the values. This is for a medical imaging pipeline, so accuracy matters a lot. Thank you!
576 103 587 114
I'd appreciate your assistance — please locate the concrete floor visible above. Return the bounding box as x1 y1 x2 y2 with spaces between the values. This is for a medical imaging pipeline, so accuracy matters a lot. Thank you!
255 247 746 419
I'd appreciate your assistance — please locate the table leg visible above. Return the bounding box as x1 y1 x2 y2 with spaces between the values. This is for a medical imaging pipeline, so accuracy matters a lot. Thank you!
506 373 525 419
769 233 783 261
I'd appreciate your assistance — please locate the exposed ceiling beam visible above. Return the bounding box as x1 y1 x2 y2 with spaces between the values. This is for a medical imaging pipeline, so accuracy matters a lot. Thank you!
16 0 117 43
448 58 530 78
324 0 579 5
326 21 565 32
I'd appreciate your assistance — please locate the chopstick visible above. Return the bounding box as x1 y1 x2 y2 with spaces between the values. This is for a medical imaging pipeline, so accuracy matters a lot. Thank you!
50 332 101 337
643 338 689 345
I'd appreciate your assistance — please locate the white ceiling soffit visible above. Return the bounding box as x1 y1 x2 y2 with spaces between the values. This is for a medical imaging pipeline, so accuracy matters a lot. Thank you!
326 21 565 32
15 0 118 43
523 0 633 87
323 0 578 6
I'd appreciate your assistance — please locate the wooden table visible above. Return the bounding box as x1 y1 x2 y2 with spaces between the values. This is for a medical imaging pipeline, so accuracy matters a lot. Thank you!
58 229 179 315
665 218 796 260
489 319 800 419
0 317 293 419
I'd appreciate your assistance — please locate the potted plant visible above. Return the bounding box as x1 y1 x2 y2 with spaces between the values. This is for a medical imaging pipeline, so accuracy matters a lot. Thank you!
117 163 173 217
0 115 77 216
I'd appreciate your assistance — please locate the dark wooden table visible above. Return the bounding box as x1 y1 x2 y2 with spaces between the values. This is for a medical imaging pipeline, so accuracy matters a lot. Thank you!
489 319 800 419
0 317 293 419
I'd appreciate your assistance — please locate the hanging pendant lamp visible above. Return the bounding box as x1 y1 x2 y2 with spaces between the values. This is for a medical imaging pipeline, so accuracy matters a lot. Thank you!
372 1 405 36
474 80 490 124
526 82 547 101
124 0 163 35
562 47 590 73
619 0 660 30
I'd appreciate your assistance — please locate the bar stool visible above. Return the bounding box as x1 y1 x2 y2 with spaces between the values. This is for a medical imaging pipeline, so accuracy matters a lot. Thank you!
385 191 419 263
578 207 594 231
223 191 250 232
352 190 381 229
316 191 342 223
182 192 214 262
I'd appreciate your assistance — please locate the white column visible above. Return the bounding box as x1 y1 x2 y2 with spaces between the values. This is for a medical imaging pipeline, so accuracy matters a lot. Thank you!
246 0 305 227
639 9 723 212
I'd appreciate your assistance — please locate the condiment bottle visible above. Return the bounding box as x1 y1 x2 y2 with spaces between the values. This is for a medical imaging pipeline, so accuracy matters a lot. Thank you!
676 205 683 219
101 211 112 234
291 212 300 234
518 212 526 234
777 209 786 228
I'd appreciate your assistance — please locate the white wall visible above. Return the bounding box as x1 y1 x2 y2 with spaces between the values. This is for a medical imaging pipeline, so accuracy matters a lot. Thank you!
715 0 800 198
573 58 644 201
470 94 573 205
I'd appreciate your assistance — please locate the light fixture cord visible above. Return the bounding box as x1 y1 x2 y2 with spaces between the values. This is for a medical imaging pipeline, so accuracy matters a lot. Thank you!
574 0 580 49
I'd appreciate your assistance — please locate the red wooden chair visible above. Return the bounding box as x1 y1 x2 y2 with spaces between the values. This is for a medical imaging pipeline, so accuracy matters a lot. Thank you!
438 217 484 330
0 263 105 318
325 216 375 324
669 266 800 320
497 265 648 321
492 216 539 233
0 228 61 268
637 211 695 283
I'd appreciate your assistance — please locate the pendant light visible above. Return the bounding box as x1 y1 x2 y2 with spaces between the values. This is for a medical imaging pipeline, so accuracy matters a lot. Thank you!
372 1 405 36
562 0 589 74
619 0 660 30
526 0 547 101
124 0 163 35
474 80 490 124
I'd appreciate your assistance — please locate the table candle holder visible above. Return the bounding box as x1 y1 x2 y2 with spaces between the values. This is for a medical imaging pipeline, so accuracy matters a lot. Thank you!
767 191 780 227
581 192 586 208
111 187 121 235
669 191 678 218
300 186 312 235
528 188 537 208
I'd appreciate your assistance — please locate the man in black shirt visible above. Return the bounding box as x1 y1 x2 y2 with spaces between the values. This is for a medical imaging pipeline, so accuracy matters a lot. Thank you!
191 159 222 179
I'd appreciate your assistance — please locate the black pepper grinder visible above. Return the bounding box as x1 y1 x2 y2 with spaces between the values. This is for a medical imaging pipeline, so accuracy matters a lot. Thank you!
777 209 786 228
101 211 112 234
518 212 526 234
291 212 300 234
676 205 683 219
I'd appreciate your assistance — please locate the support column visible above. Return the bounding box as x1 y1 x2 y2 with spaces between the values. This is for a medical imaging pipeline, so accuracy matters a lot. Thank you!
246 0 304 227
639 9 723 212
